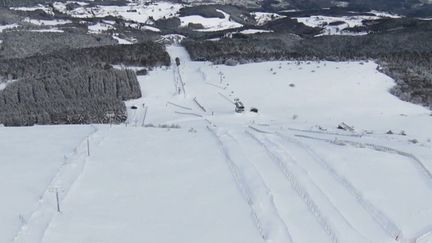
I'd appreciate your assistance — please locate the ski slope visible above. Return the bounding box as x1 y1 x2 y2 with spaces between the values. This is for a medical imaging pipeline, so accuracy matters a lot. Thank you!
1 45 432 243
0 126 93 243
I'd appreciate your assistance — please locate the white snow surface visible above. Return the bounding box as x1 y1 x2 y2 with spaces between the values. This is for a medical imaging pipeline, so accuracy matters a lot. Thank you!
52 1 183 24
112 34 135 45
87 22 114 33
180 10 243 32
295 13 400 36
0 24 19 32
251 12 285 26
0 126 93 243
0 79 17 91
1 46 432 243
23 18 71 26
239 29 273 34
26 29 64 33
11 5 54 15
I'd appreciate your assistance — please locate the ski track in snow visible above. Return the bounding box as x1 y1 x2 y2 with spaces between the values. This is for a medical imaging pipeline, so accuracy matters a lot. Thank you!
12 125 106 243
292 133 432 242
207 126 294 243
294 134 432 186
274 132 403 242
247 130 343 243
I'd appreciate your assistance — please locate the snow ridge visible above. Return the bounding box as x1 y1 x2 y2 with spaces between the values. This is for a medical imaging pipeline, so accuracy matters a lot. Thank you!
207 126 293 243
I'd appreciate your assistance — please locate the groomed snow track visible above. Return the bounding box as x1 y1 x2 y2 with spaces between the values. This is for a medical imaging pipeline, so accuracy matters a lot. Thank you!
273 131 403 242
246 130 374 243
207 126 293 243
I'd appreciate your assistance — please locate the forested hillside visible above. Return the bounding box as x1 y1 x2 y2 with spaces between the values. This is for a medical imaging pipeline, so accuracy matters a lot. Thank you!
0 42 170 126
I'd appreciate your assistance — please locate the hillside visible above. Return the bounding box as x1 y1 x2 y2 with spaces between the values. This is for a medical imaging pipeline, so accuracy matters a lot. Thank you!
0 1 432 243
3 45 432 243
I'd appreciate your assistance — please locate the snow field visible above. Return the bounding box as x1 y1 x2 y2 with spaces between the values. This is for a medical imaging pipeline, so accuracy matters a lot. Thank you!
0 125 94 243
179 10 243 32
294 13 401 36
118 45 432 243
40 127 265 243
1 44 431 243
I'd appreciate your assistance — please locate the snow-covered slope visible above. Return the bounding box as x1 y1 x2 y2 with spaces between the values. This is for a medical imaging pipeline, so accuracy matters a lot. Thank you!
0 126 93 243
2 46 432 243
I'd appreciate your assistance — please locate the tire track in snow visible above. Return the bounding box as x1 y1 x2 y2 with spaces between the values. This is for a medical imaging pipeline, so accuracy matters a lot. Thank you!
12 126 107 243
247 130 341 243
277 133 403 242
207 126 293 243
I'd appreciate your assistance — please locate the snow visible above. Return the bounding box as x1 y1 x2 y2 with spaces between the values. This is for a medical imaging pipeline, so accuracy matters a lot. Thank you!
40 127 264 243
26 29 64 33
369 10 402 18
52 1 183 24
180 10 242 32
251 12 285 26
10 5 54 15
87 22 114 33
0 79 17 91
112 34 135 44
158 34 186 44
294 14 400 36
1 46 432 243
239 29 273 34
24 18 71 26
0 126 93 243
141 25 161 32
0 23 19 32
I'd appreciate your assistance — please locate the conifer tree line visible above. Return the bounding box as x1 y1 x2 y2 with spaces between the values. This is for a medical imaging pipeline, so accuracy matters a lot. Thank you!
0 42 171 126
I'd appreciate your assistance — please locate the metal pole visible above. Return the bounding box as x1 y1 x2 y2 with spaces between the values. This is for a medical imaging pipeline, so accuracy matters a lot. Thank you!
87 138 90 156
142 106 148 127
55 188 61 213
